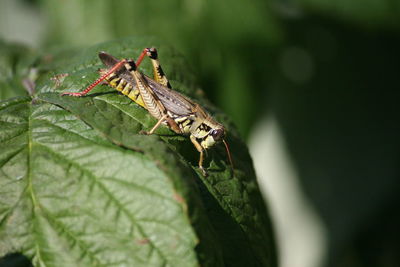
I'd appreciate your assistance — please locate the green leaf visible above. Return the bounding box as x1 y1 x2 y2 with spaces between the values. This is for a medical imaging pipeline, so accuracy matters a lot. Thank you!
0 97 203 266
0 38 276 266
0 40 37 100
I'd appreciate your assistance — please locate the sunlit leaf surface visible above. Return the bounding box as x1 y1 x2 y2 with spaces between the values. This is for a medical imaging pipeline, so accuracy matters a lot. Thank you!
0 38 276 267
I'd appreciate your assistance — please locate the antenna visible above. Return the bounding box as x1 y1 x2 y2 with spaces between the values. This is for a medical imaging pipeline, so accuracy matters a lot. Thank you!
222 139 234 171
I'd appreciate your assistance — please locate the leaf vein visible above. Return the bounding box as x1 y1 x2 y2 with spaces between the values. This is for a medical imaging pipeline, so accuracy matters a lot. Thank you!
32 143 174 264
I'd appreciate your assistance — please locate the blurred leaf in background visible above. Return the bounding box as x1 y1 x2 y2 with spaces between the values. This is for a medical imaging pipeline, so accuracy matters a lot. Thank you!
296 0 400 29
269 1 400 267
270 18 400 267
0 40 35 100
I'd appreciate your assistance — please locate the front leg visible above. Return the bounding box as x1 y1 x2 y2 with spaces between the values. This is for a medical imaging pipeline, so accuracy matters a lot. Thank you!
190 135 207 176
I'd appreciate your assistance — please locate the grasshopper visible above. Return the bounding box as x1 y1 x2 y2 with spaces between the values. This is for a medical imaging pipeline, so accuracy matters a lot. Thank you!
61 48 233 176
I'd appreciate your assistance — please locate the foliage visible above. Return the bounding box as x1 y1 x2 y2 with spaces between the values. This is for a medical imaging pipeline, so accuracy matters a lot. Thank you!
0 38 276 266
2 0 400 266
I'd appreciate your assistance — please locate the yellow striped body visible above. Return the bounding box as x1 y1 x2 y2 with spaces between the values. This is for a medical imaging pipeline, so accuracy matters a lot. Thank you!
103 72 146 108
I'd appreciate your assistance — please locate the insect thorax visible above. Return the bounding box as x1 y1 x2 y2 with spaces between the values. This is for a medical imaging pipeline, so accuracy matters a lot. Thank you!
167 111 194 134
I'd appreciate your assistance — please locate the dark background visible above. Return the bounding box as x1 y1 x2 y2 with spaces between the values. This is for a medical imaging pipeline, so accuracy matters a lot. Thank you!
1 0 399 266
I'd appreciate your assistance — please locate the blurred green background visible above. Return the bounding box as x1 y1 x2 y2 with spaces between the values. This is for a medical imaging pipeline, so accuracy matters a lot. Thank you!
1 0 399 266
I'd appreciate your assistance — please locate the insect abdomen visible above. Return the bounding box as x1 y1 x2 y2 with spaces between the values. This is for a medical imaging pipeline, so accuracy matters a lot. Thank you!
106 75 145 107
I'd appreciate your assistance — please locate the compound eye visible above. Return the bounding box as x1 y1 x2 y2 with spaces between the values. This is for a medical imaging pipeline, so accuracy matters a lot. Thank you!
210 128 224 141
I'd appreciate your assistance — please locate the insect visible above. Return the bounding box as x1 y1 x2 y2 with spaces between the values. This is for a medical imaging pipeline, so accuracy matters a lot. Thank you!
61 48 233 176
